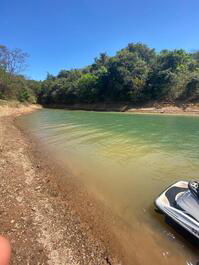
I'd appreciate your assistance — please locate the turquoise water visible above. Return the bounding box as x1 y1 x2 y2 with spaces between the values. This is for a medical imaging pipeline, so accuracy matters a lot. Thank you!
18 109 199 265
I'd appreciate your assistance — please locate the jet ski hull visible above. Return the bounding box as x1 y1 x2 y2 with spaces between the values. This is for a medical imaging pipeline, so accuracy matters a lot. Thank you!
155 181 199 239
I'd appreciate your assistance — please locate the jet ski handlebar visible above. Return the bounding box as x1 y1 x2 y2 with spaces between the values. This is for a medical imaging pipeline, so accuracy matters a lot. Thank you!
188 180 199 199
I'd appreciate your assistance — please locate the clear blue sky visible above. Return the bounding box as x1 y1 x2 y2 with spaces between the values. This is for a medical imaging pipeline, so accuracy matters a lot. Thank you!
1 0 199 80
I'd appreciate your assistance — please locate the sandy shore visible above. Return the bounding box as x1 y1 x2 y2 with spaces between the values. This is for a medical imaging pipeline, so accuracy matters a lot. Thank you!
0 104 123 265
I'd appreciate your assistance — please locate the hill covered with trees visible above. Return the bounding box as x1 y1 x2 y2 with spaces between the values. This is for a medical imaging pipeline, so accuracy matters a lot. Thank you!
1 43 199 106
38 43 199 106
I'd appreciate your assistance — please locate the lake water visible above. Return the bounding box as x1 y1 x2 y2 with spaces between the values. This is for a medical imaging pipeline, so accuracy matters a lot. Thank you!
18 109 199 265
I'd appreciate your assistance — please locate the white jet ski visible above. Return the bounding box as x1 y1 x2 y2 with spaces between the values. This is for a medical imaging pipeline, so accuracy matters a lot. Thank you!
155 180 199 239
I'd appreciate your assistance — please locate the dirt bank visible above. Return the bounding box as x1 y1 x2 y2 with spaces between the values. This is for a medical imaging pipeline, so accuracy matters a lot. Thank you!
0 105 123 265
44 102 199 115
127 102 199 115
0 102 41 117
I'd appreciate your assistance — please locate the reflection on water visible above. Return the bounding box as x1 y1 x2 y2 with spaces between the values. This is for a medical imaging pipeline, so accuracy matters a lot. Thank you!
18 109 199 265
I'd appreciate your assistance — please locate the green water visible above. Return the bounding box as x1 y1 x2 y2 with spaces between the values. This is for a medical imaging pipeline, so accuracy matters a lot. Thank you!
18 109 199 265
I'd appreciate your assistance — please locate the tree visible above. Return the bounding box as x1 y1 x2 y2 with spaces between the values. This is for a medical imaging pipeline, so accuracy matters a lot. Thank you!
0 45 37 103
192 51 199 64
0 45 28 74
77 74 98 103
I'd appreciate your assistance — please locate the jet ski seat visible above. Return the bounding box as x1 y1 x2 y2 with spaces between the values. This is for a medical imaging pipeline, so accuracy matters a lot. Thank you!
176 181 199 222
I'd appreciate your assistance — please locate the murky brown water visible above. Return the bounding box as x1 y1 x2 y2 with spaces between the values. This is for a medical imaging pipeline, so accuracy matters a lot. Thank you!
18 109 199 265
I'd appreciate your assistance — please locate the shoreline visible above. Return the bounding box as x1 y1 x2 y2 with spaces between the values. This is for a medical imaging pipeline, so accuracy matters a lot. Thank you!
43 102 199 116
0 105 124 265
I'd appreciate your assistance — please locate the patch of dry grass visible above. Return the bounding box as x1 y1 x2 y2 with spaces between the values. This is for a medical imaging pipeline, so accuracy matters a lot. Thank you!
0 100 41 117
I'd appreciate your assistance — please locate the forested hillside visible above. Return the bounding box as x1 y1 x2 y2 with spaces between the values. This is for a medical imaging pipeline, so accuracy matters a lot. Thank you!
38 43 199 105
0 45 40 103
1 43 199 105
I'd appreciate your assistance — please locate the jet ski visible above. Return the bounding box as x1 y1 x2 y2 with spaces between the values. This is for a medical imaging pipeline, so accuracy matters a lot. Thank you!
155 180 199 239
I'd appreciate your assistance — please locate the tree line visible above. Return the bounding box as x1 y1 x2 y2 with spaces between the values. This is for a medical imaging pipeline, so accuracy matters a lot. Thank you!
1 43 199 105
38 43 199 105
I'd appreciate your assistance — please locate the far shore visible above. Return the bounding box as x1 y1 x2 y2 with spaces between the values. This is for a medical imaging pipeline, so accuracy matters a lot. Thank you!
43 102 199 116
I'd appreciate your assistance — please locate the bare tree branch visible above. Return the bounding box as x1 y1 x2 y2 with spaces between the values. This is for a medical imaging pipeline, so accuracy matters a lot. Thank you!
0 45 29 74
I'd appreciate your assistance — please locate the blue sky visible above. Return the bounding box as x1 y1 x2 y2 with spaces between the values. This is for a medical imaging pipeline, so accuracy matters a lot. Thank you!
1 0 199 80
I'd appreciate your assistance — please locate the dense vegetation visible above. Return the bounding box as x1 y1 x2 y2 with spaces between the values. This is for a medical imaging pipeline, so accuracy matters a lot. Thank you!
0 45 40 103
38 43 199 106
1 43 199 105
